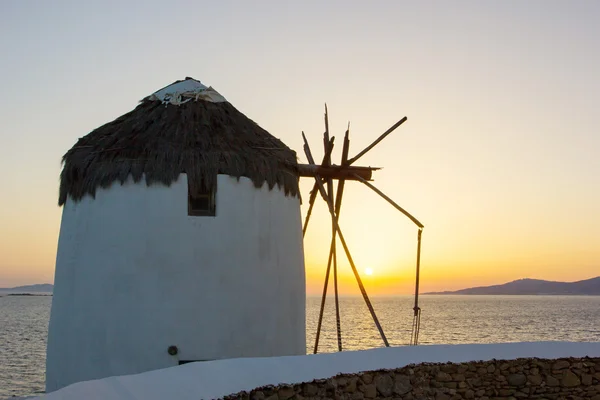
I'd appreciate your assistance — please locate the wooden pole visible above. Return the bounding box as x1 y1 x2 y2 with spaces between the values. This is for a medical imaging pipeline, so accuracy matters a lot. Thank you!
353 174 424 229
313 107 336 354
322 107 344 352
414 228 423 315
313 118 349 353
332 126 350 352
302 134 390 348
347 117 407 165
411 228 423 345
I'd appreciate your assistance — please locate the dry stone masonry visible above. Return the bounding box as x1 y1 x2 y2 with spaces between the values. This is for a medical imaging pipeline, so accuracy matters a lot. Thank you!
220 357 600 400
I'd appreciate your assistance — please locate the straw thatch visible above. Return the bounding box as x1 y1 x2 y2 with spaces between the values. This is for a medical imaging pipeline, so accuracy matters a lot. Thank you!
58 85 299 206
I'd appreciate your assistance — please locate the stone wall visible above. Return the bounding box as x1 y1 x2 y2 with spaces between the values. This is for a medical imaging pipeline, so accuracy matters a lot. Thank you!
221 357 600 400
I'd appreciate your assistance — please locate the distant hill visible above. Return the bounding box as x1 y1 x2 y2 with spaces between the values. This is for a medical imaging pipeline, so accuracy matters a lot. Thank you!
425 277 600 295
0 283 54 293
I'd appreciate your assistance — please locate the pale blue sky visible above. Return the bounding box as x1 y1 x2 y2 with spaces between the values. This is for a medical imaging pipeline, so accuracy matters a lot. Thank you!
1 1 598 290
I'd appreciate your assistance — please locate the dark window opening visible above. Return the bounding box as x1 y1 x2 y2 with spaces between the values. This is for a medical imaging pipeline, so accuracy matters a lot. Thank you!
188 180 216 217
179 359 212 365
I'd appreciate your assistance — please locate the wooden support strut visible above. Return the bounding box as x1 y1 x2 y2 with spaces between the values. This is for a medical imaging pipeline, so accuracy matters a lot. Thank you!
297 164 378 181
302 137 335 237
352 174 424 229
302 133 390 348
332 127 350 353
313 236 336 354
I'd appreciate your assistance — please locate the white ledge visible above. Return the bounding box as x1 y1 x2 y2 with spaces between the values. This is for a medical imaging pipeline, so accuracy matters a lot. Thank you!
37 341 600 400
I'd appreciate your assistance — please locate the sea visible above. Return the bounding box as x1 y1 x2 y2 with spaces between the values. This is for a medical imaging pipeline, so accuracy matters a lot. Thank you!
1 294 600 398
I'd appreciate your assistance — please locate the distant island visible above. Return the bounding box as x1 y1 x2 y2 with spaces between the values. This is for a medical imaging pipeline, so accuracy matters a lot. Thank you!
0 283 54 293
5 293 52 297
425 276 600 295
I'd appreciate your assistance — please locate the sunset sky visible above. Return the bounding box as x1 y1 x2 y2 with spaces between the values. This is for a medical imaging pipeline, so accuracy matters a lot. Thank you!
0 1 598 294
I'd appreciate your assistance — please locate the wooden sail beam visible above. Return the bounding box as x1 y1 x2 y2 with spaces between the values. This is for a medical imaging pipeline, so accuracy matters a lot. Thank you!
347 116 407 165
297 164 379 181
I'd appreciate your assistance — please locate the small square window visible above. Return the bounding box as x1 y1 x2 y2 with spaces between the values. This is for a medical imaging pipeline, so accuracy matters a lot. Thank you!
188 180 216 217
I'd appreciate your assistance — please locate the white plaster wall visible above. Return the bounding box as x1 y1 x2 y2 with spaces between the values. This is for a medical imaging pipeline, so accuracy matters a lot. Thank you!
46 174 306 393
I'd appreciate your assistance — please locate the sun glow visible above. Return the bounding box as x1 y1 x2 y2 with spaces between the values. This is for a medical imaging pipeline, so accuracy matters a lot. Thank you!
365 268 374 276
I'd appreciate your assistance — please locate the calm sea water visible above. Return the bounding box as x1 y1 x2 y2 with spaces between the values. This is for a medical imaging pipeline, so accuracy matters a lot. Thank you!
1 295 600 398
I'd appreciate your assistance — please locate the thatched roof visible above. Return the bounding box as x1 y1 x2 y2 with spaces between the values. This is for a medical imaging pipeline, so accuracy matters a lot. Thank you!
58 78 299 206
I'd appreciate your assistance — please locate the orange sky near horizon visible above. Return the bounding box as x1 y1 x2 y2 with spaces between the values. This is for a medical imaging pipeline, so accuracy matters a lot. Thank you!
0 1 599 293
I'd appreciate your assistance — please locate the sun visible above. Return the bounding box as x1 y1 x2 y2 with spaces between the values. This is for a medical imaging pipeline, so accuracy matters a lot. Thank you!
365 268 374 276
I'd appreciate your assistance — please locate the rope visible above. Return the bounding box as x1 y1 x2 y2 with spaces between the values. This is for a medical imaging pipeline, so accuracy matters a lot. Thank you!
410 307 421 346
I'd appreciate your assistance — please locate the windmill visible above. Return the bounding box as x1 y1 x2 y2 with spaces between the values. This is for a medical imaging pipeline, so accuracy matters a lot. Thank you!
47 77 423 391
297 106 425 353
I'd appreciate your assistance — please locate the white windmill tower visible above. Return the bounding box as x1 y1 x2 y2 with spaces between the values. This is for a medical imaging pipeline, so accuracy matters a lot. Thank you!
46 78 307 392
